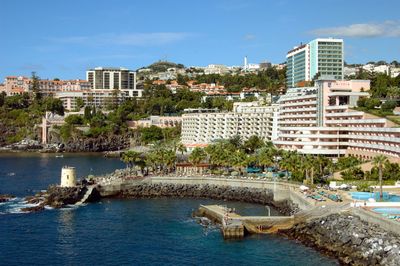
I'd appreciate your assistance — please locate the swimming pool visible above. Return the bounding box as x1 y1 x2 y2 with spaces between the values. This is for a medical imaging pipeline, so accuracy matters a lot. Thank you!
350 192 400 202
373 207 400 215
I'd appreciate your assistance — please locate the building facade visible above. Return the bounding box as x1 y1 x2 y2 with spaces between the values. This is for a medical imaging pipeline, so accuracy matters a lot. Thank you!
127 116 182 129
181 102 279 150
86 67 142 97
286 38 344 88
274 79 400 160
55 90 132 110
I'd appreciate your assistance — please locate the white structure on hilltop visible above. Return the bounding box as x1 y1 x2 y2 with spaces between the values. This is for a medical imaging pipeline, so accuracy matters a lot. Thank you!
181 102 279 151
204 64 230 75
60 166 76 187
274 79 400 160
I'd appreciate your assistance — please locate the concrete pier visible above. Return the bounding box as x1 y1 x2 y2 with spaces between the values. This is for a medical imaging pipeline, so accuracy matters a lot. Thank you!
197 204 295 237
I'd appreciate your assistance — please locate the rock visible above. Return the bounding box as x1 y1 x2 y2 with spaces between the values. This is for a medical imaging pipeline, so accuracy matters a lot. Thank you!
384 246 392 252
0 194 15 202
280 213 400 265
21 203 45 213
62 133 130 152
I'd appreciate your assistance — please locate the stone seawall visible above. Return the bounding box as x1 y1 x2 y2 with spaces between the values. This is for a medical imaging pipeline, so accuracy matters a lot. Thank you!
281 213 400 265
148 176 314 210
113 183 299 215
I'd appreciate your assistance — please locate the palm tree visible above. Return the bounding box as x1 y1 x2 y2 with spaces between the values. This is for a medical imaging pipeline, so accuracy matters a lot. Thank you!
230 149 247 175
304 155 315 185
163 149 177 174
256 147 274 172
189 148 207 167
373 155 388 199
228 135 242 149
243 135 264 154
120 150 142 173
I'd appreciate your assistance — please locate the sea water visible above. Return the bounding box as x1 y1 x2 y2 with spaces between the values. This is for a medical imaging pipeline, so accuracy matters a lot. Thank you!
0 152 338 265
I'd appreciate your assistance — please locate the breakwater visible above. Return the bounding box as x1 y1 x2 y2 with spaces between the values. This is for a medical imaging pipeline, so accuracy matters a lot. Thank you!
115 183 299 215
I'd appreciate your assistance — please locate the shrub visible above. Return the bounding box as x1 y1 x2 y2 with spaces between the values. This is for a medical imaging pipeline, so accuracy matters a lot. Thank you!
365 98 381 109
357 183 373 192
381 100 397 113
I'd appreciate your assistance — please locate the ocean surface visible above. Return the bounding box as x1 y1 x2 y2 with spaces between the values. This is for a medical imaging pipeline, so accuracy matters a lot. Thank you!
0 152 338 265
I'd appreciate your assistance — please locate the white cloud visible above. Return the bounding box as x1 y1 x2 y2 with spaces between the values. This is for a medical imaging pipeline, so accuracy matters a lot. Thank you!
49 32 191 46
310 21 400 38
244 34 256 40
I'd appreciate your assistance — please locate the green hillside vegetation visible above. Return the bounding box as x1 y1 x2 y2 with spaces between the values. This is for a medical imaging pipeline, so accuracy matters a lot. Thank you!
146 61 185 72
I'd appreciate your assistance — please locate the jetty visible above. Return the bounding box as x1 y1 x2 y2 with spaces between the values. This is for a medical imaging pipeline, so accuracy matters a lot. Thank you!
197 204 295 238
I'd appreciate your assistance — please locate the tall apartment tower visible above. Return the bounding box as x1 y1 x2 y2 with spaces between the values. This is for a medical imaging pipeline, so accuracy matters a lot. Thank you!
286 38 344 88
86 67 141 97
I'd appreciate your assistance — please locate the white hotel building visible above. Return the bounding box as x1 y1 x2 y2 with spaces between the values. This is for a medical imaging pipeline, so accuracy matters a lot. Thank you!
181 102 279 150
274 80 400 160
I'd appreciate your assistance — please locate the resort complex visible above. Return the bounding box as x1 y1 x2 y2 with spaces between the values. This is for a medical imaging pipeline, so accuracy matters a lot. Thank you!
181 79 400 161
275 79 400 160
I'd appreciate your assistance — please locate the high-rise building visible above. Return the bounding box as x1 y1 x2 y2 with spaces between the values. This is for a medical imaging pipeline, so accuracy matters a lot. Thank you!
86 67 141 97
286 38 344 88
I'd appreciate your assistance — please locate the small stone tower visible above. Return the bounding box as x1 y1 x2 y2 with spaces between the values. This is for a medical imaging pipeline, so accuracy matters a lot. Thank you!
61 166 76 187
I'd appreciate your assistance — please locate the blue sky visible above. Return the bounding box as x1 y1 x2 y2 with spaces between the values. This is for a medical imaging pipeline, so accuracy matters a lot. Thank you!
1 0 400 80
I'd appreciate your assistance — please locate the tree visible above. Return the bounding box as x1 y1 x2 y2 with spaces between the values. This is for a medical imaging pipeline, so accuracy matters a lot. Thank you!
0 91 5 107
243 135 264 154
189 148 207 166
140 126 163 144
43 97 64 115
373 155 388 199
31 72 42 101
387 86 400 99
256 146 275 171
65 114 84 125
365 98 381 109
228 135 242 149
120 150 142 173
76 97 85 110
230 149 247 174
4 94 30 109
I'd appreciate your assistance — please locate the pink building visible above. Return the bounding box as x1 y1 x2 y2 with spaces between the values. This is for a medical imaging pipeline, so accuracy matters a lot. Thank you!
274 79 400 161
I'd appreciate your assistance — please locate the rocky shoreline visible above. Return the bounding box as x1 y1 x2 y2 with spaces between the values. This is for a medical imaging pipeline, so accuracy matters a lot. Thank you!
280 213 400 265
115 183 300 216
21 185 101 212
0 133 130 153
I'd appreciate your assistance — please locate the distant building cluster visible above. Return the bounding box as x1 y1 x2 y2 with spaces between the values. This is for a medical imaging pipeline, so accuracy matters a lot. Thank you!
1 67 143 111
151 79 267 102
344 63 400 78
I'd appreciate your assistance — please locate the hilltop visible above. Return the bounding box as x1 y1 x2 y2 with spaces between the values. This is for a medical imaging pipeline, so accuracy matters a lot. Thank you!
143 61 185 72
